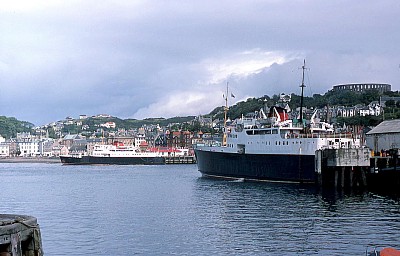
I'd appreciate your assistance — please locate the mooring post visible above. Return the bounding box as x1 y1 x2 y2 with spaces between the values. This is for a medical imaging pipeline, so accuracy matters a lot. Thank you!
341 167 345 188
350 167 355 188
0 215 43 256
334 168 338 188
361 167 367 187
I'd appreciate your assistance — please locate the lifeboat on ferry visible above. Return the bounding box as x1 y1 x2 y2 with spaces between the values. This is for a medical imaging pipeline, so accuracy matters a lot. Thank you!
268 106 289 122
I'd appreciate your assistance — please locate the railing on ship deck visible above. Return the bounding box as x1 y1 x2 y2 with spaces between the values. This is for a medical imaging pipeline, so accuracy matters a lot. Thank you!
285 133 355 139
194 132 357 148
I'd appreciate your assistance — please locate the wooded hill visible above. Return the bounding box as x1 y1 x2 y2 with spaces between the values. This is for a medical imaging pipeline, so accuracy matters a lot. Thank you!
61 116 196 136
0 116 35 138
208 89 400 126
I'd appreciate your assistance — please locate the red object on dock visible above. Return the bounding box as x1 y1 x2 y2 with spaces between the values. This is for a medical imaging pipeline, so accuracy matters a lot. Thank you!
381 248 400 256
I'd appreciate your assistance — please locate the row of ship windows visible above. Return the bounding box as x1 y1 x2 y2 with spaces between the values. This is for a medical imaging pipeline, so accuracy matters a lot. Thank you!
228 130 282 136
245 129 279 135
94 150 136 152
227 141 348 148
93 153 146 156
228 140 323 147
245 141 319 145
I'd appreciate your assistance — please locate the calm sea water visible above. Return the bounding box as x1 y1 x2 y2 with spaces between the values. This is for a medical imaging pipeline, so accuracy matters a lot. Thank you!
0 163 399 255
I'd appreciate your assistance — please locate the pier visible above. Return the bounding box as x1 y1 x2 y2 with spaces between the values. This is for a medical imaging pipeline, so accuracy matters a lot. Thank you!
316 147 400 193
368 149 400 193
0 214 43 256
315 148 371 188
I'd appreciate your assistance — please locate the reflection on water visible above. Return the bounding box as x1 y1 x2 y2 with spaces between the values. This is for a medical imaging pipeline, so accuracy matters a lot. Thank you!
0 163 399 255
194 177 400 255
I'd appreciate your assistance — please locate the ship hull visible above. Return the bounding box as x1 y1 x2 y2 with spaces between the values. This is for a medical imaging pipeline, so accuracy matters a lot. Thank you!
60 155 166 165
194 149 316 183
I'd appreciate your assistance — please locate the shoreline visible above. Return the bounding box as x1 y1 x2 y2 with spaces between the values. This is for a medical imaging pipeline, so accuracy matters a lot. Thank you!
0 157 61 163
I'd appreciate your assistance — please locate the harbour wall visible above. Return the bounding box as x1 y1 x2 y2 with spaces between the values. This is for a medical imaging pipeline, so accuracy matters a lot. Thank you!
316 148 400 193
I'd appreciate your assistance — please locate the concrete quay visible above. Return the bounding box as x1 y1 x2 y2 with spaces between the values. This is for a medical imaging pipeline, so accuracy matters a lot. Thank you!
0 157 60 164
316 148 400 193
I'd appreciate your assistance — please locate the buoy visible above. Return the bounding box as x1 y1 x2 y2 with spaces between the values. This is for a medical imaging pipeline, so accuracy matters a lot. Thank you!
380 247 400 256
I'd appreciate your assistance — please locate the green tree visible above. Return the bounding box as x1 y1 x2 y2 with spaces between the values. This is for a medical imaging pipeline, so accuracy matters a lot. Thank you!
0 116 34 138
385 100 396 108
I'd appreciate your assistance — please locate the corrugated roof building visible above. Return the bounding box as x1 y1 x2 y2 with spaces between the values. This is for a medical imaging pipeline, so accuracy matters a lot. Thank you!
366 119 400 153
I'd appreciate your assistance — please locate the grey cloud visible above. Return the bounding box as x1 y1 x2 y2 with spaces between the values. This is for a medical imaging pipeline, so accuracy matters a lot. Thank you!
0 1 399 125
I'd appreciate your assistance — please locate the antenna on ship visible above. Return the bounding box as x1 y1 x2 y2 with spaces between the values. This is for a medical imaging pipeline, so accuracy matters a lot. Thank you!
299 59 307 123
222 82 229 146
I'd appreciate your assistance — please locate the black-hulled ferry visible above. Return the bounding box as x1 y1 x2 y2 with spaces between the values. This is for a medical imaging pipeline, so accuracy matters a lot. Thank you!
194 61 361 182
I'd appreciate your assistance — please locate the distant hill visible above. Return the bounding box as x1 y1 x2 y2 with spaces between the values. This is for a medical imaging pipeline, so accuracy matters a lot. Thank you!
207 89 397 123
0 116 35 138
83 116 196 129
59 115 198 135
124 116 196 128
79 89 396 127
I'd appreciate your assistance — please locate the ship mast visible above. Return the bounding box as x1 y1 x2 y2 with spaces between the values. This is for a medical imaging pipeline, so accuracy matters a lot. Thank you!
299 59 306 123
222 82 229 146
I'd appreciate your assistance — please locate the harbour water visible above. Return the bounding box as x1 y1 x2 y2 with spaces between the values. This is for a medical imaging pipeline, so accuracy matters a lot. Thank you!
0 163 399 255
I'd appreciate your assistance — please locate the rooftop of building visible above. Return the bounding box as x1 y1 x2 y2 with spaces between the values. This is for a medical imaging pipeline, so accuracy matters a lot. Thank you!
366 119 400 135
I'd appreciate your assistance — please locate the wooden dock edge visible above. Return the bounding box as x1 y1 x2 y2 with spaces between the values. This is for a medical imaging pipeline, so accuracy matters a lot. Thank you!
0 214 43 256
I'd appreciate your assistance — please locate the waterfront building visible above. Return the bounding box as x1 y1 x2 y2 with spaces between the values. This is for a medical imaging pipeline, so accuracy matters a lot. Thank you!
166 130 192 148
0 135 7 157
0 143 9 157
15 133 40 157
18 140 40 157
39 138 56 157
366 119 400 153
62 134 84 148
135 133 147 148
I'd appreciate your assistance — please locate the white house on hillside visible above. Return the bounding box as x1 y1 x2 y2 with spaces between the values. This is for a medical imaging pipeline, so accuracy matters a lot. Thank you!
100 122 116 129
336 106 357 117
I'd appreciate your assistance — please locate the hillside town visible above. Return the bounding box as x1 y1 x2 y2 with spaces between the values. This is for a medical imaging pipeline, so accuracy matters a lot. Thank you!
0 120 199 158
0 83 399 159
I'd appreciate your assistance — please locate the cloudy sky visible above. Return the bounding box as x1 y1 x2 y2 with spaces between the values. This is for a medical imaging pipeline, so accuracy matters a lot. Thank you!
1 1 399 125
